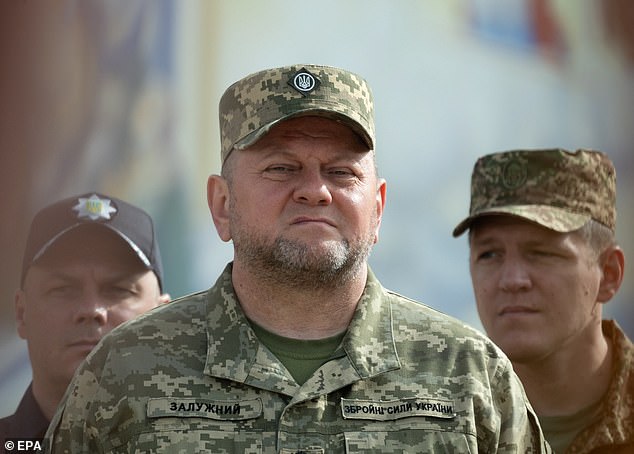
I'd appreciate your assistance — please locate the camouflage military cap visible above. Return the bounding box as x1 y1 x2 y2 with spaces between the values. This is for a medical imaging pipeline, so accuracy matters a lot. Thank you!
452 148 616 237
219 64 374 163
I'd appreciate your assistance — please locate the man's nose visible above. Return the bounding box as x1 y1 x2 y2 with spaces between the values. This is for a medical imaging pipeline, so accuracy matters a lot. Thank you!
73 292 108 326
498 258 532 292
292 170 333 206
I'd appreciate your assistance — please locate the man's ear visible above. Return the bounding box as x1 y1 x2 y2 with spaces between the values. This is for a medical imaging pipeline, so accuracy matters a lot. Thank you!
207 174 232 242
597 245 625 303
373 179 387 244
158 293 171 305
15 288 28 340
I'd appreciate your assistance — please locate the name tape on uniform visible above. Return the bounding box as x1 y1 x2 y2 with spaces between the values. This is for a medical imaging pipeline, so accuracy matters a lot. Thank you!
147 398 262 420
341 397 456 421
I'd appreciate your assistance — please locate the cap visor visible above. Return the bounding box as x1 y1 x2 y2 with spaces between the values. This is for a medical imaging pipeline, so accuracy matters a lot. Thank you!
452 205 590 237
234 109 374 152
32 223 152 269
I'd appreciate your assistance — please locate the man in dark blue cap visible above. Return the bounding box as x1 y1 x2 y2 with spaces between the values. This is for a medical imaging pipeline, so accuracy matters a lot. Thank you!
0 193 169 444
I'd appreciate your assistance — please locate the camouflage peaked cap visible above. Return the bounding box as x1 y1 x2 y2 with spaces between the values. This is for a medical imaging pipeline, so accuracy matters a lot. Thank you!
219 64 374 163
452 148 616 237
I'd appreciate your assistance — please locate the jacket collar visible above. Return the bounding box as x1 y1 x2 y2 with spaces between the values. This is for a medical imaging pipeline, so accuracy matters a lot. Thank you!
203 263 400 397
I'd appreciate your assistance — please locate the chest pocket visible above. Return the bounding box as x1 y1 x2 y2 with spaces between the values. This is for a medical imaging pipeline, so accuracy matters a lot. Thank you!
128 429 263 453
344 430 474 453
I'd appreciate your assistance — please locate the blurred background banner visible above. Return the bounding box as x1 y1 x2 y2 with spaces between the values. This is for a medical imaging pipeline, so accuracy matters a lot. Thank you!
1 0 632 416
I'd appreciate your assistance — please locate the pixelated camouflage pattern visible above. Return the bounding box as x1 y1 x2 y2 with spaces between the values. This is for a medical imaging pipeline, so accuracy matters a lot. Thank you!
563 320 634 454
219 64 375 163
453 148 616 237
45 264 551 453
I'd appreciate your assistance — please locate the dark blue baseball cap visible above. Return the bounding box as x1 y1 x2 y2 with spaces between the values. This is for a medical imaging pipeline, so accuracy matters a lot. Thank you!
21 192 164 291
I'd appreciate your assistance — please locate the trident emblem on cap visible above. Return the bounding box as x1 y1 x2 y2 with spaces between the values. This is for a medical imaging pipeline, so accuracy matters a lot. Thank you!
288 68 321 95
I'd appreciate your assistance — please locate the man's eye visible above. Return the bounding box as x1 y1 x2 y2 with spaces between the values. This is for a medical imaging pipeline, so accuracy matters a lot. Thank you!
476 250 498 261
530 249 559 259
265 165 295 173
47 286 78 298
328 168 354 177
107 287 135 297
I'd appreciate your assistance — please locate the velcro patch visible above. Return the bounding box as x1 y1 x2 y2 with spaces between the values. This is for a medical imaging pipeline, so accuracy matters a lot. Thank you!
147 398 262 420
341 397 456 421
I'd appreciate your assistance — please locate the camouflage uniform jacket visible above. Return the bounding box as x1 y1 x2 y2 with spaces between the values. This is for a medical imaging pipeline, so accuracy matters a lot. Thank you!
566 320 634 454
46 264 550 453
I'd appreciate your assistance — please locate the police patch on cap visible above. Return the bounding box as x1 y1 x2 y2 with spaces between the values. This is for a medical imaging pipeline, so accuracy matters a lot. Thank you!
288 67 321 96
73 194 117 221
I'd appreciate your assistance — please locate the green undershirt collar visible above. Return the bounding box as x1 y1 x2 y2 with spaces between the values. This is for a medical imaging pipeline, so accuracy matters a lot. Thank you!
249 319 346 385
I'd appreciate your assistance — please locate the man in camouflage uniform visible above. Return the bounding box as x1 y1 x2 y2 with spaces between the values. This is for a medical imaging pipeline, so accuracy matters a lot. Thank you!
46 65 550 453
454 149 634 453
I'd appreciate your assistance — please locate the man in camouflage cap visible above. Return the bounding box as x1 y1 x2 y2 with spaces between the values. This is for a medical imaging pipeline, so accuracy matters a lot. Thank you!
454 148 633 453
46 65 549 453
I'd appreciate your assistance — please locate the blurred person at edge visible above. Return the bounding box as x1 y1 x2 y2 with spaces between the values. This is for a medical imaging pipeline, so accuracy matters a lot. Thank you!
46 64 549 453
453 148 633 453
0 193 169 442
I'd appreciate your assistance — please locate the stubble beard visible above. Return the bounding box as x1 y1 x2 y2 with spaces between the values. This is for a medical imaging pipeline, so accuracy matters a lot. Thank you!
231 219 375 291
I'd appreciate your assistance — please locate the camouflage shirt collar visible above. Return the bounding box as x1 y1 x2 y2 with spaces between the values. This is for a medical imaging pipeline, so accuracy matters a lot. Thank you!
341 267 400 378
203 263 400 389
568 320 634 451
